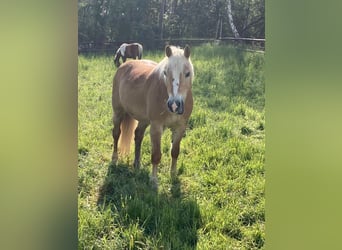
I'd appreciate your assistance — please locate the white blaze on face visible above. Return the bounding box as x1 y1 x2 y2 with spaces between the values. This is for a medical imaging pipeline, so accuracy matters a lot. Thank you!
172 78 179 97
169 58 183 98
162 50 192 101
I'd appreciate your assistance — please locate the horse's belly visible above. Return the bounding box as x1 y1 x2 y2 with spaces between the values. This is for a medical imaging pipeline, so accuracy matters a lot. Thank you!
119 84 149 121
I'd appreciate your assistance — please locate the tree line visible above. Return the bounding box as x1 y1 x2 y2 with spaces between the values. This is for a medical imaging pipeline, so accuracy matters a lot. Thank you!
78 0 264 50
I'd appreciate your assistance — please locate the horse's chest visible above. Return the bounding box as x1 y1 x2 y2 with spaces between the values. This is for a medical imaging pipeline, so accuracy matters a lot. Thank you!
164 114 184 128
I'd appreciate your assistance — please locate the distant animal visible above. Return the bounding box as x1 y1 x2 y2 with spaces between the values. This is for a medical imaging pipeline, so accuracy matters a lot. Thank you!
113 43 143 67
111 45 194 189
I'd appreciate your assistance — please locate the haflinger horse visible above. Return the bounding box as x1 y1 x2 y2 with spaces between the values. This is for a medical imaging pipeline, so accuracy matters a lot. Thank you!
111 45 194 189
113 43 143 67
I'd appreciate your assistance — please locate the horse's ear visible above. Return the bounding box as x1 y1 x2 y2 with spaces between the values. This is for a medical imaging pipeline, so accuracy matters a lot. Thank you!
184 45 190 58
165 45 172 57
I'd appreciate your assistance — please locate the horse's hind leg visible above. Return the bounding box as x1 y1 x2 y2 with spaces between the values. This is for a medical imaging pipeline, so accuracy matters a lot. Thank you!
133 122 148 169
170 126 186 179
112 112 123 164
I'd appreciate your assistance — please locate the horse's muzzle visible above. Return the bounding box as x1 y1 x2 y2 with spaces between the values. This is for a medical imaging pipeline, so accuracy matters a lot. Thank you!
167 97 184 115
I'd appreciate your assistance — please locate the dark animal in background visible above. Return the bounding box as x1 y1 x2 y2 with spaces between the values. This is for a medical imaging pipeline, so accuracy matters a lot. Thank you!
114 43 143 67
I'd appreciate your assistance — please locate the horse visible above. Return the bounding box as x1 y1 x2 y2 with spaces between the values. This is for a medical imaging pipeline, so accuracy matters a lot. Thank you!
111 45 194 189
113 43 143 67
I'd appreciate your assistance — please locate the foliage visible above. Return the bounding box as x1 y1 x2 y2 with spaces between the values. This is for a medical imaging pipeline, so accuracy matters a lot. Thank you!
78 0 265 48
78 44 265 249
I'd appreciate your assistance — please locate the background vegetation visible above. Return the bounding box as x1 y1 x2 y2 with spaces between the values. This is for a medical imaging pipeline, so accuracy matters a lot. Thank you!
78 0 264 49
78 44 265 249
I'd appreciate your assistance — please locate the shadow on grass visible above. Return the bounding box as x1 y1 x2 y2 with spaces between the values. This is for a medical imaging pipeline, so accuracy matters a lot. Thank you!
97 162 202 249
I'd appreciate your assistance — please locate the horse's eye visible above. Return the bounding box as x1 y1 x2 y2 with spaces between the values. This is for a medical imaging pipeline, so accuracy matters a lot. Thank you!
163 71 167 76
185 72 190 78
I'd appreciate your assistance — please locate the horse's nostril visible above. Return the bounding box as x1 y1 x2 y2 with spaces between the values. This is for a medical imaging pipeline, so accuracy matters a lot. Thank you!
167 99 175 113
176 100 184 114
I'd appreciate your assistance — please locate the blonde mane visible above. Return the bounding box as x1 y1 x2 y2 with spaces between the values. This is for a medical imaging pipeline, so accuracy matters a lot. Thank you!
155 46 194 80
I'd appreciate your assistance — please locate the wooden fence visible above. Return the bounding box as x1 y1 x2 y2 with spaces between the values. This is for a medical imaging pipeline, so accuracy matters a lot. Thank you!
78 37 265 54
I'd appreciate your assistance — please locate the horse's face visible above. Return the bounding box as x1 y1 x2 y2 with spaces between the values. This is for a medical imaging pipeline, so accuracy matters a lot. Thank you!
162 45 193 115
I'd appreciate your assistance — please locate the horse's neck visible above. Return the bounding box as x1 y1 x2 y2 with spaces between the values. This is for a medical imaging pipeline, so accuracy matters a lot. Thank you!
149 71 167 95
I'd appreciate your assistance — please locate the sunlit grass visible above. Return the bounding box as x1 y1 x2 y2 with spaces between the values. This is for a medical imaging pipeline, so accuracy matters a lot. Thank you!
78 44 265 249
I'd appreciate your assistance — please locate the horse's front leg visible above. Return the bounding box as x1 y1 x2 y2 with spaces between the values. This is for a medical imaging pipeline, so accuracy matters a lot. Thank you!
170 125 186 179
150 123 163 189
133 122 148 169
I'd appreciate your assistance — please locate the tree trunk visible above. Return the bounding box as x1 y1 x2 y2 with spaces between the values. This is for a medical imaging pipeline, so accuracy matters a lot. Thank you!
159 0 166 39
216 16 222 39
227 0 240 38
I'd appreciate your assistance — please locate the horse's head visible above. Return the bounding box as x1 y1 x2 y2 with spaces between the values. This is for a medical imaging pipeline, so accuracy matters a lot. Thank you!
161 45 194 115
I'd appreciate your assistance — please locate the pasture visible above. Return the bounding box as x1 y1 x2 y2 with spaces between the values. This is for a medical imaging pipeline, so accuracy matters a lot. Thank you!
78 44 265 249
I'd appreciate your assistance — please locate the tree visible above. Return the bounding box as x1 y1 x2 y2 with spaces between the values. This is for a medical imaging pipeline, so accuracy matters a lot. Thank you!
78 0 265 50
227 0 240 38
227 0 265 38
159 0 166 39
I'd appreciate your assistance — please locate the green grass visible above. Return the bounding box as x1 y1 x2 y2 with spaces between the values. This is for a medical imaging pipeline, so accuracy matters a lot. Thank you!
78 44 265 249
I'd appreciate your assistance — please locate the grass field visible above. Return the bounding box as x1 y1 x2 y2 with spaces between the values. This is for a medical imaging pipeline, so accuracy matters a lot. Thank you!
78 44 265 249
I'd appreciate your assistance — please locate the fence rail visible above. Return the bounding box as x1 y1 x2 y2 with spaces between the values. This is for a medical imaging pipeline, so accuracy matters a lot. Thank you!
78 37 265 54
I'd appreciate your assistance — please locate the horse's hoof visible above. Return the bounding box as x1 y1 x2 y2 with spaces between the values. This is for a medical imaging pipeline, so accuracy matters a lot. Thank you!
171 170 177 180
150 176 158 190
133 160 140 169
111 153 118 165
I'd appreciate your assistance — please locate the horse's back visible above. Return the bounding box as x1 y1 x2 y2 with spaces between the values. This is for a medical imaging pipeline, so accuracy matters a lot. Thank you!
117 59 154 77
112 60 157 120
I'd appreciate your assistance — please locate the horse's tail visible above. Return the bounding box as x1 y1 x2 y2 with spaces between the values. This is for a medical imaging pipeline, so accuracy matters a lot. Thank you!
138 44 143 59
114 48 122 67
119 114 137 156
113 54 119 67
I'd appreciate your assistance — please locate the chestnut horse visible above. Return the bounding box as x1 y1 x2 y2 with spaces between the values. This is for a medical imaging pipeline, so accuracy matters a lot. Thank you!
111 45 194 189
113 43 143 67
